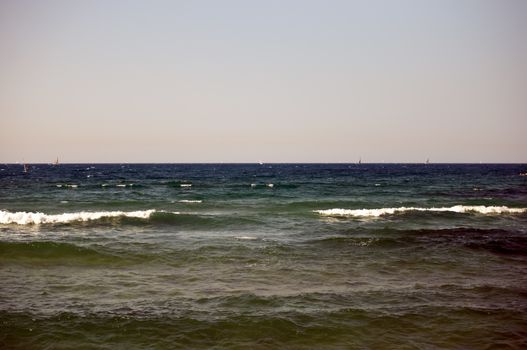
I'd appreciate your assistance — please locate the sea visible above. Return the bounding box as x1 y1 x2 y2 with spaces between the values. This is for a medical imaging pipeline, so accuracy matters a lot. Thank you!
1 163 526 349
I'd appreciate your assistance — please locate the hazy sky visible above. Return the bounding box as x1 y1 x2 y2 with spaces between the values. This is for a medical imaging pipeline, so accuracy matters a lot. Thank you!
1 0 526 163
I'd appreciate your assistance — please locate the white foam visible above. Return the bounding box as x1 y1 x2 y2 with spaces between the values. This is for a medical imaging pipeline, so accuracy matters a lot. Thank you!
178 200 202 203
56 184 78 188
0 209 157 225
180 184 192 187
314 205 527 217
235 236 258 240
267 184 274 188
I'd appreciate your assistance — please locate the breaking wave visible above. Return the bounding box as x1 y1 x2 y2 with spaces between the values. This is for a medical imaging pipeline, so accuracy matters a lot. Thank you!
314 205 527 217
0 210 260 228
0 209 164 225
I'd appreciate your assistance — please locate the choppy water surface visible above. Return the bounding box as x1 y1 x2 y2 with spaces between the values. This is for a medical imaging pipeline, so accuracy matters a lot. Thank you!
1 163 527 349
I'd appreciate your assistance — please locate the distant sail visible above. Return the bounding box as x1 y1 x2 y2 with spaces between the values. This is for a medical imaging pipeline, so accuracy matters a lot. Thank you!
54 157 59 165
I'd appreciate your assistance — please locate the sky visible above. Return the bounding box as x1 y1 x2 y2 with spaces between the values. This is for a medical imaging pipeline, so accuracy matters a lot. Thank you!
1 0 526 163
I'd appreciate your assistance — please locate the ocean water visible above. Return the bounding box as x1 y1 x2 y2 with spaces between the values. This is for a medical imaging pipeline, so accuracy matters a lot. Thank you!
1 163 527 349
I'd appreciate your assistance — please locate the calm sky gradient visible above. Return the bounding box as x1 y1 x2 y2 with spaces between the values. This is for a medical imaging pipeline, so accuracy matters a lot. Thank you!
1 0 526 163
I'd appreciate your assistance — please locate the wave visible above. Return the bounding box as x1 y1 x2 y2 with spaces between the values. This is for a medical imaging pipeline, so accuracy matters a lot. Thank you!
0 210 262 229
0 209 168 225
0 241 125 264
307 227 527 254
314 205 527 217
178 200 202 203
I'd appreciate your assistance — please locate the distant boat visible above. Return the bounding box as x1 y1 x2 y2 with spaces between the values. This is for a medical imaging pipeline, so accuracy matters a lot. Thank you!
425 158 430 165
23 163 29 173
358 157 362 165
54 157 59 165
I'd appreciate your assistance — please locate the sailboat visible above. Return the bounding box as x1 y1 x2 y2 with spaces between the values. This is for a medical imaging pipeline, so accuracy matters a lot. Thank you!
54 157 59 165
358 157 362 165
23 163 29 173
425 158 430 165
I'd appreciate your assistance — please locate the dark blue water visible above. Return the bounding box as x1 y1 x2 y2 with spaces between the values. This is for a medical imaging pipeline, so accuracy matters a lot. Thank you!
1 163 527 349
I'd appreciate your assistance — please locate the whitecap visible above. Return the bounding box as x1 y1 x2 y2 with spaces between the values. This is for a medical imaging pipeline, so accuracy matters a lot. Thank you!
178 200 202 203
314 205 527 218
0 209 159 225
180 184 192 187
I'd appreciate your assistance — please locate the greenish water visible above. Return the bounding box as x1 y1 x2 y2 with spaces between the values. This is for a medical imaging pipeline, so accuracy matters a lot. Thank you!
1 164 527 349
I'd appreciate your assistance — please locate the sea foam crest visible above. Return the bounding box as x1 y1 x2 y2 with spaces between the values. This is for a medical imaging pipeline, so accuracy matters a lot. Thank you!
0 209 159 225
314 205 527 217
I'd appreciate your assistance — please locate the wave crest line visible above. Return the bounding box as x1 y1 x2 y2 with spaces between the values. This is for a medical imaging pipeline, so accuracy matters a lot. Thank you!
0 209 164 225
314 205 527 217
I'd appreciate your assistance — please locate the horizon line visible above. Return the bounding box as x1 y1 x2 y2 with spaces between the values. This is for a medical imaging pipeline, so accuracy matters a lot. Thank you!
2 162 526 165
